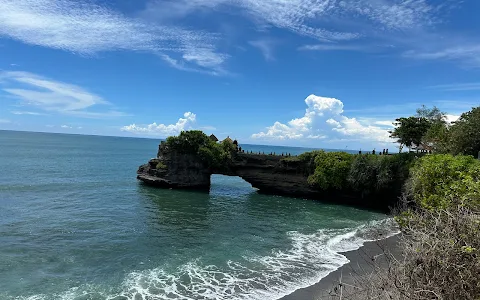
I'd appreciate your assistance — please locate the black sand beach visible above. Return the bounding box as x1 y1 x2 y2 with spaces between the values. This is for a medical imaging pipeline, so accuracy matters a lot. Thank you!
281 234 401 300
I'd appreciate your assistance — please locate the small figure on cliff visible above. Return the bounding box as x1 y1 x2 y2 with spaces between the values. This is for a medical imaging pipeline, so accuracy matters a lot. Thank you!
372 149 376 155
386 149 389 155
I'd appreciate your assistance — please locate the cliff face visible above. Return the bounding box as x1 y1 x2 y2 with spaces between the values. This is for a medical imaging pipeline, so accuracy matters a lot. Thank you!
137 142 211 190
137 144 399 211
229 153 322 198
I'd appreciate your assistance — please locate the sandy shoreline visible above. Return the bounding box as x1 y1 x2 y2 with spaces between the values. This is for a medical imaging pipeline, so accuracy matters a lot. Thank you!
280 234 401 300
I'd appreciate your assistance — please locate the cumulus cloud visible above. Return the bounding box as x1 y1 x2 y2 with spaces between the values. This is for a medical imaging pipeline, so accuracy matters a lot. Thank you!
252 94 393 144
121 112 197 136
61 125 72 129
446 114 460 123
0 0 226 72
0 71 126 118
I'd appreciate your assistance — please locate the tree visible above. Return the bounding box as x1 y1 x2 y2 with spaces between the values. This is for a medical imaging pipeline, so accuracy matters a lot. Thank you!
414 105 449 152
449 106 480 157
389 116 430 152
416 105 446 123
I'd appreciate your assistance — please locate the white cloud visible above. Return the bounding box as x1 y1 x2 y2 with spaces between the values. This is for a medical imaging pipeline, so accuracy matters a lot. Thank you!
249 39 277 61
0 119 11 123
61 125 72 129
333 117 391 142
11 110 46 115
326 118 341 127
373 120 395 127
252 94 394 145
0 71 126 118
403 44 480 67
0 0 226 72
299 44 366 51
150 0 441 41
446 114 460 123
121 112 197 136
428 82 480 91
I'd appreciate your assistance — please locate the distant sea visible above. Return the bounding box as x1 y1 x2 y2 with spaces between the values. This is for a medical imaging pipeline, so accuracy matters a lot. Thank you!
0 130 397 300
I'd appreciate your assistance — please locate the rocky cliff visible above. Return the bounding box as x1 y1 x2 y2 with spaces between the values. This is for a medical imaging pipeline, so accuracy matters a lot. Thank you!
137 143 400 211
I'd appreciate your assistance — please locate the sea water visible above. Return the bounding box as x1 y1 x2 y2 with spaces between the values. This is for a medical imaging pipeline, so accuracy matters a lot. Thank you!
0 130 398 300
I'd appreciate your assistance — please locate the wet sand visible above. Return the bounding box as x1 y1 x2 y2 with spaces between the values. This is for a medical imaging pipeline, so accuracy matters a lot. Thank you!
280 234 401 300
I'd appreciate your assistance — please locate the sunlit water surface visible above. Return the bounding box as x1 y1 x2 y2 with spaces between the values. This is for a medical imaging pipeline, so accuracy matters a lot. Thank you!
0 131 397 300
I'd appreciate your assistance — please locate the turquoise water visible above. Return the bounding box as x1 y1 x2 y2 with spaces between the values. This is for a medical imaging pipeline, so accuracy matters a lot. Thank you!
0 131 397 300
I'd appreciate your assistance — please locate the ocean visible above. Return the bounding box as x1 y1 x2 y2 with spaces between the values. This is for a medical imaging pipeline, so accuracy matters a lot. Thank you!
0 130 398 300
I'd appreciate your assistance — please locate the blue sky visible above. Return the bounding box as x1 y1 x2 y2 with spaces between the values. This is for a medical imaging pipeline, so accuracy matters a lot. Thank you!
0 0 479 150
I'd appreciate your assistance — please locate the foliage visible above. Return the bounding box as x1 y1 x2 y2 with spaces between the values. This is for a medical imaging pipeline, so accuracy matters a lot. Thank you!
389 105 451 153
449 106 480 157
329 206 480 300
406 154 480 210
164 130 236 169
306 151 354 190
347 153 416 197
165 130 213 154
389 116 431 152
156 161 167 169
415 105 446 122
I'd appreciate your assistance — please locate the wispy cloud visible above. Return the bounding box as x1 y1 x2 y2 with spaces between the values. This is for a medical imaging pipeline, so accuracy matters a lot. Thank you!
0 0 227 72
121 112 197 136
0 71 127 118
149 0 442 40
0 119 11 123
403 44 480 67
298 44 367 52
428 82 480 91
11 110 47 115
61 124 72 129
249 39 277 61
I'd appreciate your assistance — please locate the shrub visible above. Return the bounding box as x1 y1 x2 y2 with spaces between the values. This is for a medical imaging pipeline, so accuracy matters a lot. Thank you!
406 154 480 209
307 151 354 190
164 130 237 170
156 162 167 169
348 153 417 197
329 206 480 300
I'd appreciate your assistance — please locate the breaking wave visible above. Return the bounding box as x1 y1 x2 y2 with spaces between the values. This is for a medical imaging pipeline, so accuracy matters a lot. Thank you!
10 218 398 300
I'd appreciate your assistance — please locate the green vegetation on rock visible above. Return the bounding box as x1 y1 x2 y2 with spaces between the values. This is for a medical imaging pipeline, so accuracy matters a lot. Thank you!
285 151 417 196
164 130 236 170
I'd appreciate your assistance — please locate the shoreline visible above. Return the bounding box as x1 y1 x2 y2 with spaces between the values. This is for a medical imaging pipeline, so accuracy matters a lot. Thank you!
280 234 401 300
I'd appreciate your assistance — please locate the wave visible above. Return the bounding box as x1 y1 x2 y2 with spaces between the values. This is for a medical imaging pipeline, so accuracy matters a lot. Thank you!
9 218 399 300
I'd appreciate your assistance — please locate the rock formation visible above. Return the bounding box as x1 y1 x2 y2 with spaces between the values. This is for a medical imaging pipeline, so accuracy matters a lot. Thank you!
137 141 401 211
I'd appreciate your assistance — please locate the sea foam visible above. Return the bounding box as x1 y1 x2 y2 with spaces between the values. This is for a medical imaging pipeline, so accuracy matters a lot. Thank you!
10 218 398 300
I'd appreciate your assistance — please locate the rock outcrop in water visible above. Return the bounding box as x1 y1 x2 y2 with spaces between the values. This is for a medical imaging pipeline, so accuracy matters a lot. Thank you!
137 143 397 212
137 130 412 211
138 147 319 197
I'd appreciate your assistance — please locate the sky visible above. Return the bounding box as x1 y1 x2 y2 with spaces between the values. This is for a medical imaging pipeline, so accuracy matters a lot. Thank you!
0 0 479 150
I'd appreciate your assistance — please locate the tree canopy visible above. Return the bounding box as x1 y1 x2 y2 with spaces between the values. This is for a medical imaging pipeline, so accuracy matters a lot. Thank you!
390 105 479 156
389 116 431 152
164 130 237 169
449 107 480 157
